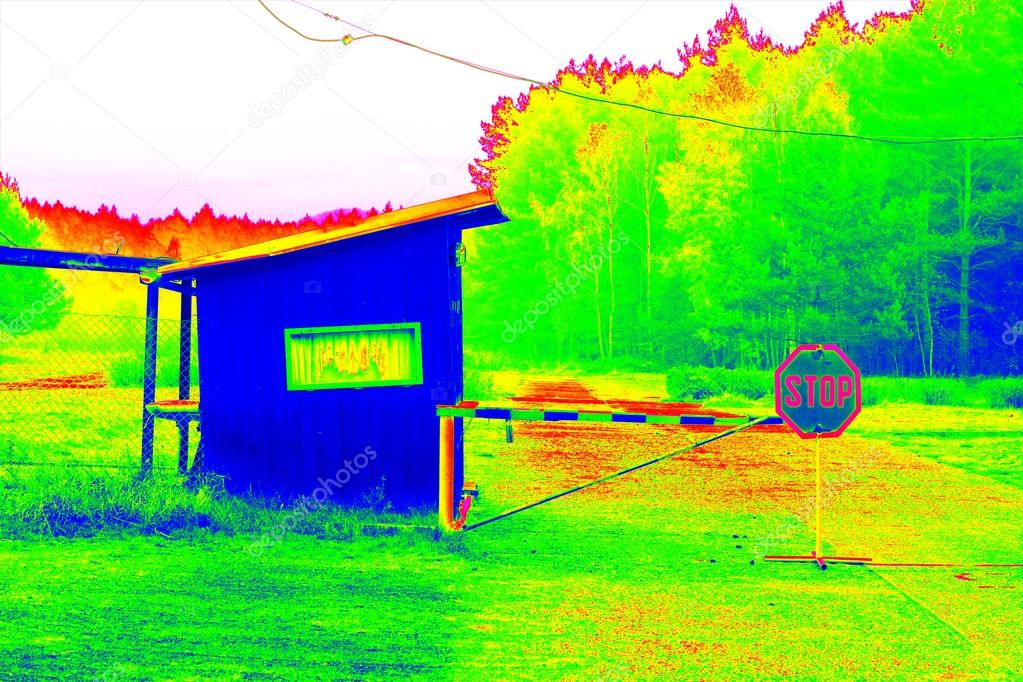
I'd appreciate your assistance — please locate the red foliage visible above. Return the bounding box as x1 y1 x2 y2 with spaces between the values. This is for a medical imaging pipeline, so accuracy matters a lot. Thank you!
12 185 392 261
0 172 20 198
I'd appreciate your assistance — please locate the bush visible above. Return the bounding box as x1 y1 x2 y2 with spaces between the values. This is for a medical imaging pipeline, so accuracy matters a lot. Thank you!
990 379 1023 408
921 384 955 406
0 468 439 542
463 367 495 400
667 367 720 400
108 352 199 388
107 353 142 387
584 355 663 373
1 470 234 538
727 369 771 400
666 366 770 401
861 377 904 406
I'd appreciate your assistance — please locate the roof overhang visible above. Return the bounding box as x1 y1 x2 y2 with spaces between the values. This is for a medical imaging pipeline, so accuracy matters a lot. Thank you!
157 190 507 278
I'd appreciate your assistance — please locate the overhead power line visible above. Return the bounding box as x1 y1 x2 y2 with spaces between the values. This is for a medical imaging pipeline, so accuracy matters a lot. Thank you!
259 0 1023 146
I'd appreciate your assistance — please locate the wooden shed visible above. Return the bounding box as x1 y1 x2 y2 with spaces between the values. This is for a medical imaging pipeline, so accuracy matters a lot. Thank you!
157 191 508 509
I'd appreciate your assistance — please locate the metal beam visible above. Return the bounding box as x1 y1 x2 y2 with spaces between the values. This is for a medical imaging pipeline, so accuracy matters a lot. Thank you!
0 246 172 275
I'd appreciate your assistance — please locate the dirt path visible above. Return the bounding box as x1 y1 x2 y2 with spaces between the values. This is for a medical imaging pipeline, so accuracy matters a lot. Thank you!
459 374 1023 677
509 376 751 418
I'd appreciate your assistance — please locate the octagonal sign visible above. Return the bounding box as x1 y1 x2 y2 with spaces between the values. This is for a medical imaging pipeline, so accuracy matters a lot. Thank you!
774 344 861 439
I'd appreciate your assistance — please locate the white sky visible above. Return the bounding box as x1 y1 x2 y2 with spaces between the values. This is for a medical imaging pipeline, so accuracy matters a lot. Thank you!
0 0 912 221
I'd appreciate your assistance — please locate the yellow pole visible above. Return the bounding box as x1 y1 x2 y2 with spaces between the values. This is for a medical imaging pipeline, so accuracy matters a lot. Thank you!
439 415 455 531
815 434 822 558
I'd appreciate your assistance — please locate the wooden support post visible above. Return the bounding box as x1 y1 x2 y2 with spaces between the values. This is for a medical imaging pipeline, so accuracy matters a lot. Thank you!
140 283 159 479
177 280 193 475
439 415 455 530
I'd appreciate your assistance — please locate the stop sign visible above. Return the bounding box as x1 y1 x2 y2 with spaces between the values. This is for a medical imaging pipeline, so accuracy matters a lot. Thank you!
774 344 861 439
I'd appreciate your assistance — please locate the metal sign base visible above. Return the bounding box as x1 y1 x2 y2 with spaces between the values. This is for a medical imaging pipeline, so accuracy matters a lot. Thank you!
764 554 874 570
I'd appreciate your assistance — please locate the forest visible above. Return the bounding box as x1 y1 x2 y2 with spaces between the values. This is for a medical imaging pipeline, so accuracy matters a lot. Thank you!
465 0 1023 377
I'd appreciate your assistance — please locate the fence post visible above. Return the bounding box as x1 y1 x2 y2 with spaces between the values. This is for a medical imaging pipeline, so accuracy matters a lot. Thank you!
177 280 193 474
439 415 455 530
140 283 159 479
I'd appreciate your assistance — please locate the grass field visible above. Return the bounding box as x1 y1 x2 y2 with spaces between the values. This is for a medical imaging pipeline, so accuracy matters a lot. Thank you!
0 371 1020 680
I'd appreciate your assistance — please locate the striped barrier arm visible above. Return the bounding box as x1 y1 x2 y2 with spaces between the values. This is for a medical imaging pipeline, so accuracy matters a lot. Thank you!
436 404 784 427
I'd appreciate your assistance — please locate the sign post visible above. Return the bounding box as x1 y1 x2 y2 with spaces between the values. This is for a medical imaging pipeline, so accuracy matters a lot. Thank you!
771 343 869 570
815 435 822 560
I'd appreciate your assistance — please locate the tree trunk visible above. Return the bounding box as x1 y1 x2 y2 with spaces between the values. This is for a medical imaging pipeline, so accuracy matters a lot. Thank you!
916 176 935 378
957 144 973 378
913 309 926 376
922 260 935 377
958 252 970 377
595 259 604 359
607 191 615 359
643 135 652 321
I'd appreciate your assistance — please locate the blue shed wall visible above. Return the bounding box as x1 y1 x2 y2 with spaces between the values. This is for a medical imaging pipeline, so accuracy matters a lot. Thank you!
193 216 464 509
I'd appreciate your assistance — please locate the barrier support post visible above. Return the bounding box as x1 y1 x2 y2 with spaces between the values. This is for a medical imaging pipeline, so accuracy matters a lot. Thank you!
439 415 455 530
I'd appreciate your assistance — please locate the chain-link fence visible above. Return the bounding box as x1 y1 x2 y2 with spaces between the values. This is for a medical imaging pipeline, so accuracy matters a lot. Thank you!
0 306 200 478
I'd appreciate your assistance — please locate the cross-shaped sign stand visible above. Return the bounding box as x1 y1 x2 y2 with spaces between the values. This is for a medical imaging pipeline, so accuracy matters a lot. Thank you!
766 344 873 570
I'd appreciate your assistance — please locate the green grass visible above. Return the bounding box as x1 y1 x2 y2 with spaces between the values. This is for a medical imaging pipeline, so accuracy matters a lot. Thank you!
0 372 1020 679
0 534 472 680
853 404 1023 491
877 431 1023 490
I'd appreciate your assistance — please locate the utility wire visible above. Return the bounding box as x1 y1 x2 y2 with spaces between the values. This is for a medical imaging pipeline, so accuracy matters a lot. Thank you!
257 0 345 42
260 0 1023 146
287 0 371 35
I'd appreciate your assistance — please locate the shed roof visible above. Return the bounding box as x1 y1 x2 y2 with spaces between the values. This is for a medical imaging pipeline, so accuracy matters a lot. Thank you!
157 190 506 277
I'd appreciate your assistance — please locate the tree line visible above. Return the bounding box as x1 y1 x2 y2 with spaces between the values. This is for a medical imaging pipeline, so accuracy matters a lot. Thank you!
466 0 1023 377
0 172 391 320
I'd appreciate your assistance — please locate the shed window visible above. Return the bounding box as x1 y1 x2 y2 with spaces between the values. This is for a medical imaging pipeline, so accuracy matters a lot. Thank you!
284 323 423 390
